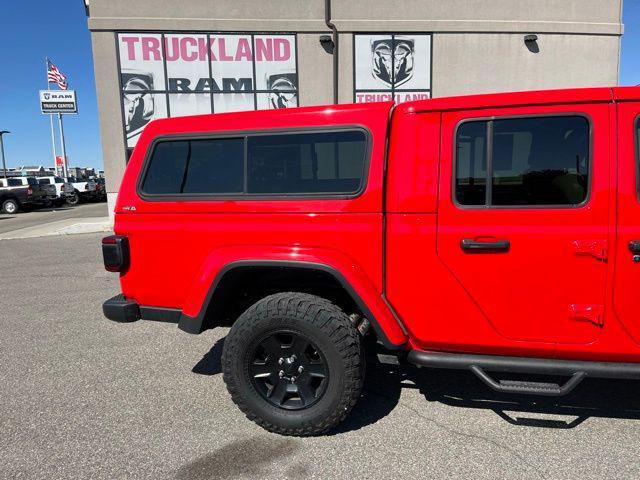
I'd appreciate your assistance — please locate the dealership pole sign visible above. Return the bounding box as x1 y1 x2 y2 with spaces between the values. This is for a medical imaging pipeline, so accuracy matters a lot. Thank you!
39 90 78 114
117 33 298 147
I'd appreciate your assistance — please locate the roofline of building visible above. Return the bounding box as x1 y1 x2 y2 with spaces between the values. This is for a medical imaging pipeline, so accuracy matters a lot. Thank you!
86 18 623 36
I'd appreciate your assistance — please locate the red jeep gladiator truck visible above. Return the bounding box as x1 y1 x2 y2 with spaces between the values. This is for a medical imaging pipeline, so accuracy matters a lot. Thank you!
103 87 640 435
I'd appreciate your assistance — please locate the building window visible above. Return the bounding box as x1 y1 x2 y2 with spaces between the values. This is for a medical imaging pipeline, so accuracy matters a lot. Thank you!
455 116 590 207
354 34 431 104
117 33 299 148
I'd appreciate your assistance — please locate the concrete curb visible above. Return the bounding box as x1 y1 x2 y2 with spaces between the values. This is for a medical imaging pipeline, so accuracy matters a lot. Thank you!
57 222 112 235
0 217 112 241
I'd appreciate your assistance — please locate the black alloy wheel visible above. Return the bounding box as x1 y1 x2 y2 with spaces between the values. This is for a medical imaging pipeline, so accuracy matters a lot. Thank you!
249 330 328 410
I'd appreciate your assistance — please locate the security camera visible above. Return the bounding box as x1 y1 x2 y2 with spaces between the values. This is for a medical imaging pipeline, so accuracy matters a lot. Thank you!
319 35 334 54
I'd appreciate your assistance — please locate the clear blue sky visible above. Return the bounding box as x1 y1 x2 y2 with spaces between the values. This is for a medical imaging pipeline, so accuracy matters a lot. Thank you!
621 1 640 85
1 2 639 170
0 2 101 170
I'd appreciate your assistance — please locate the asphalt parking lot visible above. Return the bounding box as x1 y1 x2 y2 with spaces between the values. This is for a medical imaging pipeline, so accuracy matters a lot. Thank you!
0 202 108 235
2 233 640 479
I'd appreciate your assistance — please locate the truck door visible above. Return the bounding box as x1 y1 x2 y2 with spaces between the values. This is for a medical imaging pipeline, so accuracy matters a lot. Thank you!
613 102 640 345
437 103 610 344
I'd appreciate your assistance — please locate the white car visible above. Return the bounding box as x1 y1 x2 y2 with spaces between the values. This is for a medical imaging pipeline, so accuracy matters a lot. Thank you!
37 176 74 207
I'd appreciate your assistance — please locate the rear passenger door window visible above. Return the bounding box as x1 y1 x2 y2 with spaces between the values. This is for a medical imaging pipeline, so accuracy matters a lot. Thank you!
636 116 640 199
455 121 487 206
456 116 589 207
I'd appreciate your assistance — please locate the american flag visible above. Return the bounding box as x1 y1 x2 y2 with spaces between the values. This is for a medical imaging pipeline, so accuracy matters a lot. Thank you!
47 59 68 90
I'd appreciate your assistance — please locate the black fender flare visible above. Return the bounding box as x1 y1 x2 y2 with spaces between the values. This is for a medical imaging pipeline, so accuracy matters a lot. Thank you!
177 260 404 350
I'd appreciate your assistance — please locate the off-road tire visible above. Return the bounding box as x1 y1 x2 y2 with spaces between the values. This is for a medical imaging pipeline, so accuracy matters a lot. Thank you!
2 198 19 214
222 292 365 436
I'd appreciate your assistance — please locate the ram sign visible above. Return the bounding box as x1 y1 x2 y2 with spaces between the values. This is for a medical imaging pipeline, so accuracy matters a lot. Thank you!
354 34 432 104
117 33 299 147
40 90 77 114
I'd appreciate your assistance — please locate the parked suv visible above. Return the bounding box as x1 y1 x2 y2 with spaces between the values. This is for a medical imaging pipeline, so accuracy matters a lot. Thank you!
102 87 640 436
0 177 56 212
0 178 32 213
37 176 74 207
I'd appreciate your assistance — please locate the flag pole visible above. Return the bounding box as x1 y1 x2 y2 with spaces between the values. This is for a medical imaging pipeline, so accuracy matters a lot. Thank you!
50 116 57 174
58 113 68 179
46 57 58 175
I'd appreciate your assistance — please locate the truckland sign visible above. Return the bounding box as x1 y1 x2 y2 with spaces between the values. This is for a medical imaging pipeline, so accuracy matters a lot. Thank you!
117 33 298 147
40 90 77 114
354 34 432 104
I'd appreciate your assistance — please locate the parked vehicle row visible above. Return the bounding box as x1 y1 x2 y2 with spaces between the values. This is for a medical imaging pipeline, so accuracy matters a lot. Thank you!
0 175 105 214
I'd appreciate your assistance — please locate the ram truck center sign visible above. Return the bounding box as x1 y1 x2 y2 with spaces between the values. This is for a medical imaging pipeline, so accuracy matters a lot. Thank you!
40 90 77 114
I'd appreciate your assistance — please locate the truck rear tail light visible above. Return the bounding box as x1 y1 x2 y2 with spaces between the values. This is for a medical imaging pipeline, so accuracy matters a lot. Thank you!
102 235 130 273
26 187 33 196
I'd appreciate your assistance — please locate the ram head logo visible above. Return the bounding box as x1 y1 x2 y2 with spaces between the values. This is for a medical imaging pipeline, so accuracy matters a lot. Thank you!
266 72 297 109
121 69 156 139
371 37 415 88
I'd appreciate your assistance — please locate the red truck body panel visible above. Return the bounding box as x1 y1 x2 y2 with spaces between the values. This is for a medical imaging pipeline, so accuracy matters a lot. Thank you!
113 86 640 362
115 101 406 346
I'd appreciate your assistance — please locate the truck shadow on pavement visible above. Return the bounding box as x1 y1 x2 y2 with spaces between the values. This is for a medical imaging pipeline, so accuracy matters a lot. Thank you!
192 337 225 376
342 355 640 431
192 338 640 432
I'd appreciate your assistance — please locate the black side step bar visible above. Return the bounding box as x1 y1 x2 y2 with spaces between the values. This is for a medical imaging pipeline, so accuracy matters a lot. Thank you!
408 350 640 396
469 366 585 396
